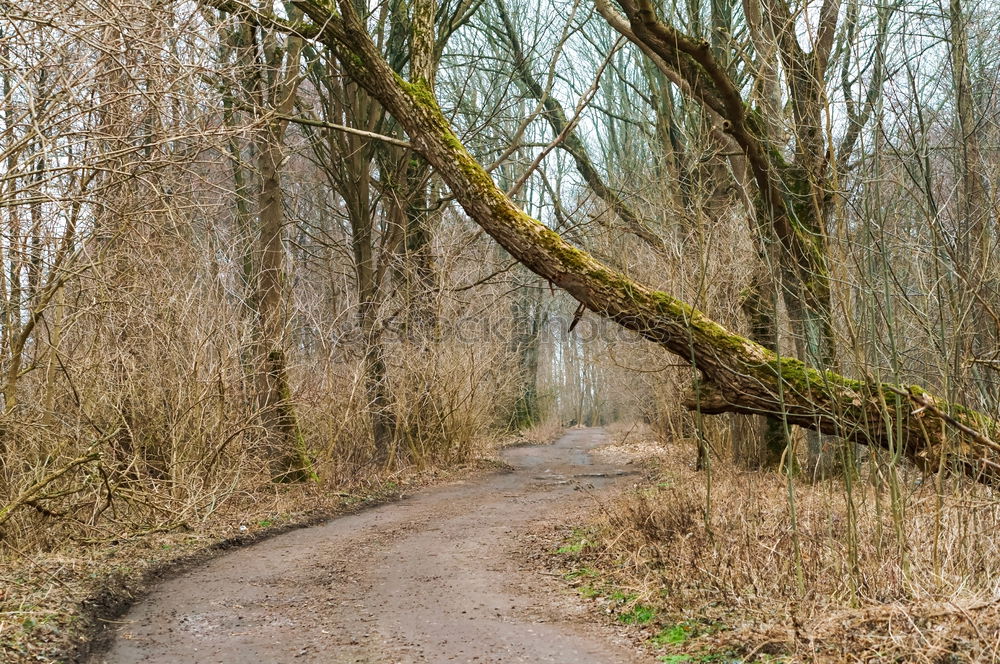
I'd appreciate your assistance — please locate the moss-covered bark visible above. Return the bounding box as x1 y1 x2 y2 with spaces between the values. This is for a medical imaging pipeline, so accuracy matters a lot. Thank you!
275 0 1000 485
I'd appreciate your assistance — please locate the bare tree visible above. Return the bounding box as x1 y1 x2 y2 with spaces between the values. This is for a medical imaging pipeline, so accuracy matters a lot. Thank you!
232 0 1000 486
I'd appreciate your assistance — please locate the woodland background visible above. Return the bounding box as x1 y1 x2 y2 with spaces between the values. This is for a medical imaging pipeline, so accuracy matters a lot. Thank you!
1 0 999 659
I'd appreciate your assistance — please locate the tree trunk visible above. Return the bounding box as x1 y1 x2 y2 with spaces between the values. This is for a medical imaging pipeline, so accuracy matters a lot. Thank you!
285 0 1000 486
254 120 313 482
509 277 543 428
401 0 439 335
739 267 791 469
247 21 314 482
949 0 995 401
348 178 397 463
302 50 399 464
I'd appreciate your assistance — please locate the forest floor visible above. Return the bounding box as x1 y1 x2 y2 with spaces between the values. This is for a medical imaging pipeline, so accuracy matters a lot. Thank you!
84 427 652 663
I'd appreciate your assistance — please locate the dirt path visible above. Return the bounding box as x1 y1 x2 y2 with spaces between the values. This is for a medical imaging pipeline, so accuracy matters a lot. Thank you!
92 428 647 664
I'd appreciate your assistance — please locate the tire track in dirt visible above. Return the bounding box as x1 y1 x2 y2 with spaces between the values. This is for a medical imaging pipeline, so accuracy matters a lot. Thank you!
91 428 647 663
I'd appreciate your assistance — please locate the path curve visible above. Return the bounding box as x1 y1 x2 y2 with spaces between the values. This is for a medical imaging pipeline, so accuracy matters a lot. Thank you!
92 428 647 663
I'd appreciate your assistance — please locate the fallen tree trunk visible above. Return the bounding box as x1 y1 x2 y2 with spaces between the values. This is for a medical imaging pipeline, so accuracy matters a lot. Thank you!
254 0 999 484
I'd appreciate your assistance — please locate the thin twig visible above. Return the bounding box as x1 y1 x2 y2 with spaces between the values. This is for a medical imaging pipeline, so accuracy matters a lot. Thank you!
275 112 412 148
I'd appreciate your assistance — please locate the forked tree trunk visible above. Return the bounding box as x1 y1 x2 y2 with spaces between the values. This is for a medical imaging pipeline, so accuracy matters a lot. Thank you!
302 49 400 464
267 0 1000 485
593 0 843 474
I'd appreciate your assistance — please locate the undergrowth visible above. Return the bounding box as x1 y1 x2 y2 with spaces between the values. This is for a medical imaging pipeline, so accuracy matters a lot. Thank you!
554 423 1000 663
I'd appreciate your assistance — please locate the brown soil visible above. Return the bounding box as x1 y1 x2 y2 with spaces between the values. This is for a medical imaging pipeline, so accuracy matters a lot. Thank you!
88 428 649 664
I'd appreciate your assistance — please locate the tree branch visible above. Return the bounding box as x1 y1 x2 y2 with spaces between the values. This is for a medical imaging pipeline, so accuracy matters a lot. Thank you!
281 0 1000 485
277 112 413 148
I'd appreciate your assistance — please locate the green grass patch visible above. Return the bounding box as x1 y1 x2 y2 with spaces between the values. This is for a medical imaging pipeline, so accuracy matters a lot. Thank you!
555 528 593 554
619 603 656 625
564 566 598 580
556 540 587 554
653 624 690 645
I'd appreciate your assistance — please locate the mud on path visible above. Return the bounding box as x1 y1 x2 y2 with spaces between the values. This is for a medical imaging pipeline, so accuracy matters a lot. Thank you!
92 428 648 664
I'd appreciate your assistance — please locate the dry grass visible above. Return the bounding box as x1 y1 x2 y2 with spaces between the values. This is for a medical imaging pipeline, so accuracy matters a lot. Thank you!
570 423 1000 663
520 418 568 446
